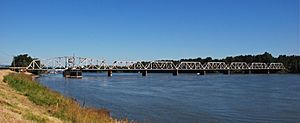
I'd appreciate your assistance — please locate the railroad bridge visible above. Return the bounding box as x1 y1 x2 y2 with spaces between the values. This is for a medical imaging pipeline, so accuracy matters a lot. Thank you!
18 56 286 77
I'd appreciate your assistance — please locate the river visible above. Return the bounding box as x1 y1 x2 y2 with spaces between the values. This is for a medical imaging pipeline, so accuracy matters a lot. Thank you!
37 73 300 123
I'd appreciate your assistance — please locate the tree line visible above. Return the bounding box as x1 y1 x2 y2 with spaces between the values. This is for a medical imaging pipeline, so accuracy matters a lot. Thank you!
175 52 300 73
11 52 300 73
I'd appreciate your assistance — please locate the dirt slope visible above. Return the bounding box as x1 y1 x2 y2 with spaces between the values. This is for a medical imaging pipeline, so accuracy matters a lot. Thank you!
0 70 63 123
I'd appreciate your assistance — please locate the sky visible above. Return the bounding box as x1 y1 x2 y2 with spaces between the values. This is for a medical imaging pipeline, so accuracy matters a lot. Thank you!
0 0 299 64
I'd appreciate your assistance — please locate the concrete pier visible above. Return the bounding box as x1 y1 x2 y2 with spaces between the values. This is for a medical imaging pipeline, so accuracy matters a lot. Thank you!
172 69 179 76
142 70 147 76
200 70 206 75
107 70 112 77
245 70 251 74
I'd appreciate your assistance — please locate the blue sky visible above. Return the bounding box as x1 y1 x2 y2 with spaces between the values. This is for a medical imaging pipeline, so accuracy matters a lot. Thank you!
0 0 299 64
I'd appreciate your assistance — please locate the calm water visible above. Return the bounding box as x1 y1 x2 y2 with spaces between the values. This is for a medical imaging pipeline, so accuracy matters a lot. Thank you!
37 73 300 123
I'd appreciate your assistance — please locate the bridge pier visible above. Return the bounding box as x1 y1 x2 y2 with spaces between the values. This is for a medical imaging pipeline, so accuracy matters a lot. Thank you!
222 70 231 75
245 70 251 74
202 70 206 75
172 69 179 76
198 70 206 75
142 70 147 76
107 70 112 77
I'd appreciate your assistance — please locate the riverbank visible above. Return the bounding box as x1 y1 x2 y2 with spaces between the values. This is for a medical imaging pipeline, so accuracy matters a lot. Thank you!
0 70 62 122
0 70 129 123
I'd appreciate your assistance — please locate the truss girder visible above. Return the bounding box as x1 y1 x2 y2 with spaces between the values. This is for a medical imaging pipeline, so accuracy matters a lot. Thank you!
205 62 228 70
250 63 268 70
145 61 176 70
268 63 285 70
131 62 146 69
26 57 286 71
229 62 249 70
177 62 203 70
27 60 42 69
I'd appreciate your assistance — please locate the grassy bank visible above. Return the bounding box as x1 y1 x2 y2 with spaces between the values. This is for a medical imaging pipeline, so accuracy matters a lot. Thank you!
3 73 128 123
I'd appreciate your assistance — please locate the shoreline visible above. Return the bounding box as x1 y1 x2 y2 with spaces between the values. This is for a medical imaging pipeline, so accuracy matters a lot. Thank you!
0 70 62 122
0 70 129 123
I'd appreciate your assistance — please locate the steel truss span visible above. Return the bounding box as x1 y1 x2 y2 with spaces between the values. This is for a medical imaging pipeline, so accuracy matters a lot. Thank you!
26 56 285 71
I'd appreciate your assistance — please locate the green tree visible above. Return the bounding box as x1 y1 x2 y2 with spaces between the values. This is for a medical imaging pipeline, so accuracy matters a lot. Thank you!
256 52 274 63
11 54 34 67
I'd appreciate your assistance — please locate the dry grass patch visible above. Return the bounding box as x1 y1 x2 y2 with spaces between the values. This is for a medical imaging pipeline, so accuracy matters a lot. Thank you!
3 73 131 123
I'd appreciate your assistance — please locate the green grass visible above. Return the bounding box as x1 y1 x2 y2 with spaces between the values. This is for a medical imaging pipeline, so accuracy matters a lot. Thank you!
4 74 63 106
3 73 124 123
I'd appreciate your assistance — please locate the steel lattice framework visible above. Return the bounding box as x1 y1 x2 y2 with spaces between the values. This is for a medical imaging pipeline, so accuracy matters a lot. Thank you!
177 62 204 70
26 56 285 71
